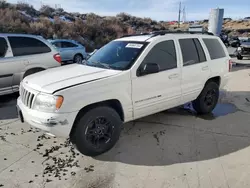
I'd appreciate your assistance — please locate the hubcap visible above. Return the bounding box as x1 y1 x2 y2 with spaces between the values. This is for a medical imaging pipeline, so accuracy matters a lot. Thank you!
204 89 216 107
75 56 82 63
85 117 114 148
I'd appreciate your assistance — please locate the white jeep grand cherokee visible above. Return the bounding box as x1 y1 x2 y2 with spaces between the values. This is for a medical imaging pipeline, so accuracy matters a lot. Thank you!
17 31 232 156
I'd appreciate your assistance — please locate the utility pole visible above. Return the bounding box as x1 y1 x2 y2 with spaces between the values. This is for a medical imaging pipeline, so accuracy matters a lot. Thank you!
178 2 181 28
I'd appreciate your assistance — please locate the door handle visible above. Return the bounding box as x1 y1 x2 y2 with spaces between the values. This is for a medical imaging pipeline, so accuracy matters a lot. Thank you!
202 66 209 71
168 74 179 79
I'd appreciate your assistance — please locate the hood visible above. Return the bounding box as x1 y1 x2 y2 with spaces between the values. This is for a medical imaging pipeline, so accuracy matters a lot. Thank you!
241 42 250 47
23 64 122 94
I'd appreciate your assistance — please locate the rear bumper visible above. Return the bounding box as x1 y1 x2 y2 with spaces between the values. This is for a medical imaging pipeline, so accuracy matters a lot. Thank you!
17 97 78 137
220 73 231 89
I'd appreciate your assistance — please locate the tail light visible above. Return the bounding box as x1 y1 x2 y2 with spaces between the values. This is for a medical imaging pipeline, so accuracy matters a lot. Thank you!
53 53 61 64
229 59 232 72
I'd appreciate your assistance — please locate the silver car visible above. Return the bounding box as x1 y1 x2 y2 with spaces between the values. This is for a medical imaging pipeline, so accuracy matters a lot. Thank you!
0 33 62 96
48 39 87 64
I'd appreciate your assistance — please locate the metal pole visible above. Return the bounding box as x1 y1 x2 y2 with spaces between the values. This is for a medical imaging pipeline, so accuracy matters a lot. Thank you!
178 2 181 28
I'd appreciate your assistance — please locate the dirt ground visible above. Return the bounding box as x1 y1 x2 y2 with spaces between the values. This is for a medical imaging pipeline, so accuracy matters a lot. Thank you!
0 59 250 188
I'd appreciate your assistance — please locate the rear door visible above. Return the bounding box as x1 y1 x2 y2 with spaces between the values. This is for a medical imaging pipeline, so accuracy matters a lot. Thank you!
0 37 14 94
178 37 211 104
7 36 52 91
61 41 78 61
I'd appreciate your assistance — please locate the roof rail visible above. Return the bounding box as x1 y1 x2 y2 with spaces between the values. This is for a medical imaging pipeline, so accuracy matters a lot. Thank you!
150 30 214 36
119 33 151 38
119 30 214 39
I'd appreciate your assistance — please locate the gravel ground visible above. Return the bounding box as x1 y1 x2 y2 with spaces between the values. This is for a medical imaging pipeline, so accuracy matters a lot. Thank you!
0 58 250 188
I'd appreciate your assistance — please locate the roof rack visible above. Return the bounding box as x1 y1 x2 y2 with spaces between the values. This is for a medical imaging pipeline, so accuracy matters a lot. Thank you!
119 30 214 39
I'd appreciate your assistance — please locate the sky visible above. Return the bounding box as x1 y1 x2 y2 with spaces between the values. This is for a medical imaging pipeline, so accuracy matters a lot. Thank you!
7 0 250 21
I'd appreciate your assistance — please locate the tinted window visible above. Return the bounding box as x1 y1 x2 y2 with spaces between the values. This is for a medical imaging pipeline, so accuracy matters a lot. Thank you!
61 42 78 48
52 42 62 48
0 37 8 58
8 37 51 57
86 41 147 70
202 38 226 60
179 38 199 66
193 39 206 62
142 40 177 71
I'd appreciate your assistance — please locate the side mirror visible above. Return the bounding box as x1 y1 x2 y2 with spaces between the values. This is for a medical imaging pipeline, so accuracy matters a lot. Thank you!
139 63 160 76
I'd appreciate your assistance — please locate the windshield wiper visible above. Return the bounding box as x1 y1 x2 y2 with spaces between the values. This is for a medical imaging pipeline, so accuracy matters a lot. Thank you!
91 61 112 69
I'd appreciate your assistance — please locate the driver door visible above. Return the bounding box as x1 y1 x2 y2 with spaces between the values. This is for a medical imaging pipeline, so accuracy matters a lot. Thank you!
131 39 182 119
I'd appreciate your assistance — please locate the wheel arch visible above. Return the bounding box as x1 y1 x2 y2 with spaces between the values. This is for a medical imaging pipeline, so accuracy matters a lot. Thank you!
69 99 124 139
23 67 46 79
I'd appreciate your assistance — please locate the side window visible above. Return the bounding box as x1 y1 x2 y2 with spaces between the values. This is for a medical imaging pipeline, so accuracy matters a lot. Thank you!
52 42 62 48
179 38 200 66
202 38 226 60
193 39 206 62
0 37 8 58
61 42 78 48
142 40 177 71
8 37 51 57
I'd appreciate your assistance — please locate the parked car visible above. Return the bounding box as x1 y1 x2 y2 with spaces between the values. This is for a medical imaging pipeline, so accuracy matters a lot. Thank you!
48 39 87 64
17 31 231 157
236 38 250 60
0 33 62 96
229 36 241 47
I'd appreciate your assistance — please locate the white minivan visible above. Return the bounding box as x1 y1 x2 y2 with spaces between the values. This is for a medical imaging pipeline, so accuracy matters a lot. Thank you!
0 33 62 96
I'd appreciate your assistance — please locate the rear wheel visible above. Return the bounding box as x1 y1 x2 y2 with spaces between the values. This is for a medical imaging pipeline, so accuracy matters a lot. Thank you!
73 54 83 64
23 68 45 79
72 106 122 156
192 82 219 114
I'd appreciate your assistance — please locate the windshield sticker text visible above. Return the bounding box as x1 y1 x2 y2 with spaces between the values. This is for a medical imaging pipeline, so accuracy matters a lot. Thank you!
126 43 143 49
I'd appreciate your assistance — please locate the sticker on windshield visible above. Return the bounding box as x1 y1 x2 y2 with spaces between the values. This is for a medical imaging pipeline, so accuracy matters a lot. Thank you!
126 43 143 48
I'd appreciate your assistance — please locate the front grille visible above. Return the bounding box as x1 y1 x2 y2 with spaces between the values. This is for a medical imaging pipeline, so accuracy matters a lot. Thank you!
242 47 250 52
20 84 35 109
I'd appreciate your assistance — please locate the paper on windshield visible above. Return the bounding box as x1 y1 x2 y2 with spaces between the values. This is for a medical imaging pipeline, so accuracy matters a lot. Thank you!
125 43 143 49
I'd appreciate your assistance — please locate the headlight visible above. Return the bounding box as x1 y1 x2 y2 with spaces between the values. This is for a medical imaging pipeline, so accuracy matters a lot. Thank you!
33 94 64 113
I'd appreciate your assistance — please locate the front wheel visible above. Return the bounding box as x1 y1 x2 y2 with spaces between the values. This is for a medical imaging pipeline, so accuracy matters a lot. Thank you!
237 55 243 60
72 106 122 157
192 82 219 115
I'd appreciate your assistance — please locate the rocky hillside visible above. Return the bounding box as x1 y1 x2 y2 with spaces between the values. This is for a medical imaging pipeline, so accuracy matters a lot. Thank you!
0 1 249 51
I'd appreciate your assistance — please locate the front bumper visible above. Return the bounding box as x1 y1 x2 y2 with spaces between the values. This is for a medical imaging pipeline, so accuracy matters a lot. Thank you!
17 97 78 137
237 47 250 56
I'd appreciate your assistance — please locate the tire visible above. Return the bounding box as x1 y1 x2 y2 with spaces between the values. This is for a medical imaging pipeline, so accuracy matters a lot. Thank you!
73 54 83 64
72 106 122 157
23 68 44 79
237 55 243 60
192 82 219 115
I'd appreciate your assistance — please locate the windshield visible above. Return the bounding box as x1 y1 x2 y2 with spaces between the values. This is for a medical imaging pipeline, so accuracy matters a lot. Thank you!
85 40 148 70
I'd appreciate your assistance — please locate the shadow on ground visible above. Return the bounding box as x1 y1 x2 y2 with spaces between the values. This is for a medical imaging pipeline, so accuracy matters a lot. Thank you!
96 91 250 166
0 92 19 120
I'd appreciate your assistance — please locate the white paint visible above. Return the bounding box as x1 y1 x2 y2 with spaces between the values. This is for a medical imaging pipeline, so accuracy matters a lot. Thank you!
126 43 143 48
18 34 231 138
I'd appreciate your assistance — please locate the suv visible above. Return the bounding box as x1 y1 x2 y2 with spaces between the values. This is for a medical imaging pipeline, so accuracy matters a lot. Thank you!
17 31 232 156
0 34 62 96
48 39 87 64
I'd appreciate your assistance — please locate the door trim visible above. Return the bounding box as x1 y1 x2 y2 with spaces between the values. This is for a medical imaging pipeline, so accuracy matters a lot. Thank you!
0 74 13 78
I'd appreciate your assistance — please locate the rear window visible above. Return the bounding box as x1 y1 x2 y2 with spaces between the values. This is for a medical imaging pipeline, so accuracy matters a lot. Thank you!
202 38 226 60
0 37 8 58
8 36 51 57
